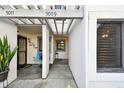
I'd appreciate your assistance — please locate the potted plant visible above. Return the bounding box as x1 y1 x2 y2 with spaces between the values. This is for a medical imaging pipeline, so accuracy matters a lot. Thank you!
0 35 17 82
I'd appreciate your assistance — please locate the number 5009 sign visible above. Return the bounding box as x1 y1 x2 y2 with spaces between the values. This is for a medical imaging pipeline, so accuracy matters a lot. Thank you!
45 11 57 17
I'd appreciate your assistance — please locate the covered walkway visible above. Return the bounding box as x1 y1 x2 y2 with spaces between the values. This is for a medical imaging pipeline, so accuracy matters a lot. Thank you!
0 5 83 88
8 60 77 88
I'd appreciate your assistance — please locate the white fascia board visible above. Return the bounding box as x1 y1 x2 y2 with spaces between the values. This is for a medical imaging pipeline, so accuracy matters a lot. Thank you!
87 5 124 12
0 9 83 19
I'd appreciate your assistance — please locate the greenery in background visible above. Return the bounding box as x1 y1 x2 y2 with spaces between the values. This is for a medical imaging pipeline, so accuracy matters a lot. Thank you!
0 35 17 72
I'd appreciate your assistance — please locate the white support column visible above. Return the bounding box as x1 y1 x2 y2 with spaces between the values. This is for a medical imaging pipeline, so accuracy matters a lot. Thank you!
50 35 55 64
42 25 49 78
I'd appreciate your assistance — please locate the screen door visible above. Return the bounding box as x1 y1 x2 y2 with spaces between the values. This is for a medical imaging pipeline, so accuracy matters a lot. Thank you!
17 35 27 68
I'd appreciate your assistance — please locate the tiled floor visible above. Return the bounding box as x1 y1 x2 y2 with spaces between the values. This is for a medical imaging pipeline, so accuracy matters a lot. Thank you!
8 59 77 88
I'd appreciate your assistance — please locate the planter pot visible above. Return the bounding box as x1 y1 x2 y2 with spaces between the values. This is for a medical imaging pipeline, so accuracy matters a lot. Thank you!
0 69 9 82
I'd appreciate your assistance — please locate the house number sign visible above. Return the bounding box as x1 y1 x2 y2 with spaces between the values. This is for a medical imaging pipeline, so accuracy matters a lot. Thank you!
5 10 14 15
45 11 57 17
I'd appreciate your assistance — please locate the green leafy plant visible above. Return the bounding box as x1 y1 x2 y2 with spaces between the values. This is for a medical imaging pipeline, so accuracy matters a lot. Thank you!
0 35 17 72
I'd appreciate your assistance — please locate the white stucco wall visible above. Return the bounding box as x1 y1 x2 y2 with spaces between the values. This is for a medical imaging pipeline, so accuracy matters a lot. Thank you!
27 34 41 64
0 19 17 87
69 18 86 87
87 6 124 88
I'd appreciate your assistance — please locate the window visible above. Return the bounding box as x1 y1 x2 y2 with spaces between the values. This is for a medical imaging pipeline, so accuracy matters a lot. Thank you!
38 37 42 51
55 5 61 9
56 40 65 51
97 20 123 73
54 5 66 10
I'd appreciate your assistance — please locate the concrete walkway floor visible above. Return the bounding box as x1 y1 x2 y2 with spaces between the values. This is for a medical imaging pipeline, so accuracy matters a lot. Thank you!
8 59 77 88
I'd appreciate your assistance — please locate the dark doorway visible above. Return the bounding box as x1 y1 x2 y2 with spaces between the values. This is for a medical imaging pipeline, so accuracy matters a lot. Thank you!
17 35 27 69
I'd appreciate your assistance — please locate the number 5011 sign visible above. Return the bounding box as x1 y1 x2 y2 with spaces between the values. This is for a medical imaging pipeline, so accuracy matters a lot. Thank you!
5 11 14 15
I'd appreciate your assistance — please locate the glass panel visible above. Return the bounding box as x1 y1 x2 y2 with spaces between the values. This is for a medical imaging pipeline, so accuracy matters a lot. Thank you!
19 52 25 65
18 36 27 66
97 23 121 68
19 39 26 51
56 40 65 51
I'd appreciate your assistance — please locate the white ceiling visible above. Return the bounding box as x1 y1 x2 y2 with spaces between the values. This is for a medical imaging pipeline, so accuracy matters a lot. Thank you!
18 26 42 34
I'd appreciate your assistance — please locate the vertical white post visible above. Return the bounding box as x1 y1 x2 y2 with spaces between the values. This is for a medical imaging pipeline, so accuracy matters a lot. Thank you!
50 35 55 64
42 25 49 78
